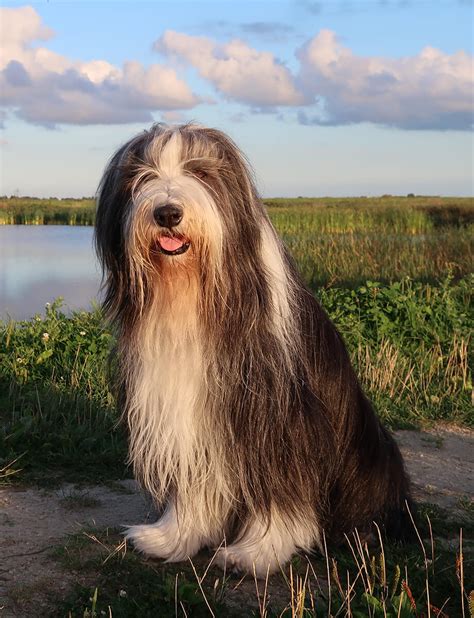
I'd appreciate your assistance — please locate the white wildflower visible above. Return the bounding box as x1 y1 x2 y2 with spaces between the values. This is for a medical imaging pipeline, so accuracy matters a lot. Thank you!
42 332 50 341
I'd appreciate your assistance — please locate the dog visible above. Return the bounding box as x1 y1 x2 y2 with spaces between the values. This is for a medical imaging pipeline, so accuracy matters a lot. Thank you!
95 123 411 576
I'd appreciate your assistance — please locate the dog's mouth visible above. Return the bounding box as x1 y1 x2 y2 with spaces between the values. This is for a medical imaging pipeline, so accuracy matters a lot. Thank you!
156 234 190 256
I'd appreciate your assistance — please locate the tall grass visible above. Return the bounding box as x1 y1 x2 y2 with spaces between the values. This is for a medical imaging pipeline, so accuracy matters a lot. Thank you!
266 196 474 231
283 227 473 286
266 197 474 286
0 197 95 225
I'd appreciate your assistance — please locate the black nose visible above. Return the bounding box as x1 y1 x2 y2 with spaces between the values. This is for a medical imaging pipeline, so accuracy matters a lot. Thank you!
153 204 183 228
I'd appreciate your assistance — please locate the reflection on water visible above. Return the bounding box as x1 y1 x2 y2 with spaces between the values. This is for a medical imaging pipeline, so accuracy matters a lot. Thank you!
0 226 101 320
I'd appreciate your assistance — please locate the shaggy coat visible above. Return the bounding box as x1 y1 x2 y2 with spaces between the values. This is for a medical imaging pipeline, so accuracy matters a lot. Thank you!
95 123 411 575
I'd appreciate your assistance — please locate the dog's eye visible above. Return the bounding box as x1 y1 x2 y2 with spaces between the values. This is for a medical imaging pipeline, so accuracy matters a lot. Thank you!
194 170 207 180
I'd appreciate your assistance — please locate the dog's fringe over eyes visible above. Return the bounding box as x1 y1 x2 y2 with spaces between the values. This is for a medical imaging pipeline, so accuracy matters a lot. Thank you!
95 123 412 576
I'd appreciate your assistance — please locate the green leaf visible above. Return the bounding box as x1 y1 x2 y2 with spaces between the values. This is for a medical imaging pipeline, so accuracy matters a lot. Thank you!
36 348 53 364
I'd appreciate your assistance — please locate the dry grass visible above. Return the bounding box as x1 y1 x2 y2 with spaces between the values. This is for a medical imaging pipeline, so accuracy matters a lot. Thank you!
55 508 472 617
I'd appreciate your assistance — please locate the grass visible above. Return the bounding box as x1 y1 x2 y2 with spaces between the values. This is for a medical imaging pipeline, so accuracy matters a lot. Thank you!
0 301 126 485
49 504 472 616
0 196 473 615
0 196 95 225
285 227 473 286
0 275 471 485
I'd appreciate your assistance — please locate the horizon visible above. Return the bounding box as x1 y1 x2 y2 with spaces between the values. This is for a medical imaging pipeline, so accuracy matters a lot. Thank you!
3 193 473 200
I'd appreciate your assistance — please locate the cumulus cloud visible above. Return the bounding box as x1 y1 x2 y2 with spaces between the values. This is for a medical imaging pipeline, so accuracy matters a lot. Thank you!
0 6 200 127
297 29 473 130
155 30 305 107
155 28 473 130
0 7 471 132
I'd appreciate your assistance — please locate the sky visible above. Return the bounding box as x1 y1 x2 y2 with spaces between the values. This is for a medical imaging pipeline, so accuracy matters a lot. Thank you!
0 0 472 198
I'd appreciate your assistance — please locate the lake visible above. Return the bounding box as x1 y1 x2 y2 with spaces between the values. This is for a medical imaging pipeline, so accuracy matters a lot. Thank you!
0 226 101 320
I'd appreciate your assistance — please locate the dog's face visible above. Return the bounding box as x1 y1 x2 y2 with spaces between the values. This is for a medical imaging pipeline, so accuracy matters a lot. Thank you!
126 129 225 264
95 124 265 319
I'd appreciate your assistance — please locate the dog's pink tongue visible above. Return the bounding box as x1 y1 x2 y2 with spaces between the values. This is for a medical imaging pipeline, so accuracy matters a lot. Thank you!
159 236 184 252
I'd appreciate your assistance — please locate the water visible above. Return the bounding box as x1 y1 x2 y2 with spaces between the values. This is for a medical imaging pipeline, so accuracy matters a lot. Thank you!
0 226 101 320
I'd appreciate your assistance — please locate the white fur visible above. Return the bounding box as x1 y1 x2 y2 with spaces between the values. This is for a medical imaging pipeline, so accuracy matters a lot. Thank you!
215 508 320 577
260 221 298 364
125 501 205 562
122 131 233 534
124 280 236 536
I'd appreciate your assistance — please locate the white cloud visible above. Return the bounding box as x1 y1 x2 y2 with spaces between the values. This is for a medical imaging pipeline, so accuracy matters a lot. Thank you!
155 30 305 107
0 6 201 127
0 8 471 132
297 30 473 130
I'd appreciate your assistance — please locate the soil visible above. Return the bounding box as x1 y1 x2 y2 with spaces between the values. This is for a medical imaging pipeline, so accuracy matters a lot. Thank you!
1 426 473 617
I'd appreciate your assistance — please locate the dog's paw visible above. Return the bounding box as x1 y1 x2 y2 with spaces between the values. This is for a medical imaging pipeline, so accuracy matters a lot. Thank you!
125 523 181 560
125 522 202 561
214 545 281 578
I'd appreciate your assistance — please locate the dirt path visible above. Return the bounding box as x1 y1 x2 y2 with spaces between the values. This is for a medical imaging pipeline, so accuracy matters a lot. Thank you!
1 427 473 617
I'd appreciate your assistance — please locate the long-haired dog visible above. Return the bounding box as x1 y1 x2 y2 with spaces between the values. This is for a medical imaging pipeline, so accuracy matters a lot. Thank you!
95 123 411 576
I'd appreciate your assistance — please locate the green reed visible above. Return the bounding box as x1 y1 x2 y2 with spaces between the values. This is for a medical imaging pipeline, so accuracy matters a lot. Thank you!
0 197 95 225
282 227 473 287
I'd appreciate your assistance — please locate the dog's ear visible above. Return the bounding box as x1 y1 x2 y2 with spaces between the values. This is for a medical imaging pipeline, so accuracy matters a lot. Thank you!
95 132 150 319
95 140 136 273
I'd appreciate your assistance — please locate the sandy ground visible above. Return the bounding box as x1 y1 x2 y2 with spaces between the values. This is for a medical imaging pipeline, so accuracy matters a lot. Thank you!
1 426 473 617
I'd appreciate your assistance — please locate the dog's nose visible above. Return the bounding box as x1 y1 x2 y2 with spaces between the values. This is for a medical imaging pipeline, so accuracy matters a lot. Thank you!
153 204 183 228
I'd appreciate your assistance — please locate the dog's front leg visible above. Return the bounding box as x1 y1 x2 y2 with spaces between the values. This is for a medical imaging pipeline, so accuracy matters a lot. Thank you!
125 501 203 561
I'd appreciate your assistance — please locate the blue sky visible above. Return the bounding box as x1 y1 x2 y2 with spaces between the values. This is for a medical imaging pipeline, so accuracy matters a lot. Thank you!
1 0 472 197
